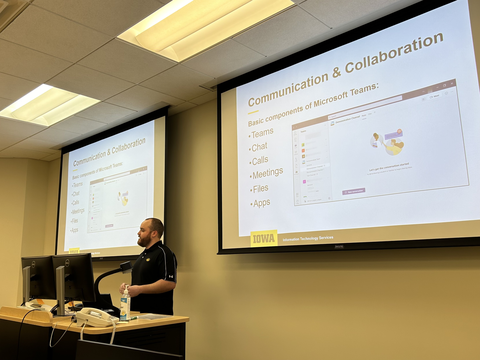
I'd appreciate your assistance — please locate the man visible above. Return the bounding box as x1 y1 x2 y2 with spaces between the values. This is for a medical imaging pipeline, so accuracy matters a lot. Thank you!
119 218 177 315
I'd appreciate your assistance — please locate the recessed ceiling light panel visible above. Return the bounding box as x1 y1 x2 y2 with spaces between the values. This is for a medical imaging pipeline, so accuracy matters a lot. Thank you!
118 0 294 62
0 84 100 127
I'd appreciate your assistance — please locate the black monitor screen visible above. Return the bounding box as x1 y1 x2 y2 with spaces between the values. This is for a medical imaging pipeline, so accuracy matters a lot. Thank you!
52 253 96 302
21 256 56 300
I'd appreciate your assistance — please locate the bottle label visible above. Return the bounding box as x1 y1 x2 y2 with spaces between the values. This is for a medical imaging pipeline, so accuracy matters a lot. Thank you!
120 297 130 321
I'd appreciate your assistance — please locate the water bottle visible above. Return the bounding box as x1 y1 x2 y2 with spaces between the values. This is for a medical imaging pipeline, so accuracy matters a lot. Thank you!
120 285 131 321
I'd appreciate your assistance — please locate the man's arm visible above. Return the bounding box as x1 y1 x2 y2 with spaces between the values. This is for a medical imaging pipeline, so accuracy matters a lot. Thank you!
128 279 176 297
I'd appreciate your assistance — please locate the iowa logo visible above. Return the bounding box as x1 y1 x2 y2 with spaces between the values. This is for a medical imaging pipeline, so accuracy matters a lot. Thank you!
250 230 278 247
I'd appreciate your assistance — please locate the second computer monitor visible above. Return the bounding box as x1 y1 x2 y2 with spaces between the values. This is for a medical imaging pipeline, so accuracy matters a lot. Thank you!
21 255 56 302
52 253 96 303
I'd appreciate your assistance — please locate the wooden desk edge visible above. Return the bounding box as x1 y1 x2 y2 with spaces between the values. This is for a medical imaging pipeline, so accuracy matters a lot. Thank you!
0 306 53 327
0 306 189 334
54 315 190 334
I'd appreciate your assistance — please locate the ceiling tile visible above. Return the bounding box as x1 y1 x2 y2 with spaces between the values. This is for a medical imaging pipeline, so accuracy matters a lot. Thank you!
0 116 45 138
106 86 183 111
75 102 137 124
234 6 330 57
299 0 400 28
40 152 62 161
52 129 101 149
0 39 72 83
183 40 265 78
0 97 13 110
0 72 39 100
141 65 213 100
47 64 134 101
51 116 107 134
28 127 81 144
0 146 54 160
0 5 111 62
0 117 45 151
190 91 217 106
78 39 176 84
0 142 12 152
168 102 197 116
0 136 19 151
33 0 165 36
0 134 30 150
91 111 156 133
9 137 59 153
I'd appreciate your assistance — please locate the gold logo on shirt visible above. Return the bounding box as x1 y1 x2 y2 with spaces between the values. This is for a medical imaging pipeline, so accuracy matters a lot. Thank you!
146 258 150 261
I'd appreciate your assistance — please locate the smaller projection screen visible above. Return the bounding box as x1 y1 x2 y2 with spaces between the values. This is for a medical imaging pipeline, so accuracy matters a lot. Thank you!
218 0 480 254
56 108 167 260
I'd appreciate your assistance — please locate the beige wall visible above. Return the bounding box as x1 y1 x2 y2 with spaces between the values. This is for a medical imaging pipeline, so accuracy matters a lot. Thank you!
0 159 28 307
165 100 480 360
0 159 58 307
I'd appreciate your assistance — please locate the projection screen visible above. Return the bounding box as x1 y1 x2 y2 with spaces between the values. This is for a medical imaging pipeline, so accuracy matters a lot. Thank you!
218 0 480 254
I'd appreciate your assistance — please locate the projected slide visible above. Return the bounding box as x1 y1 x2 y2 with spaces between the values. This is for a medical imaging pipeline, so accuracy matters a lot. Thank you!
87 167 149 234
237 79 472 238
62 121 155 253
292 80 467 206
221 0 480 251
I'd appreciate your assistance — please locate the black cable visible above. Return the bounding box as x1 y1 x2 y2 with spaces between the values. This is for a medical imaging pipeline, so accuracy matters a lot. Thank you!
20 296 33 307
50 299 70 315
16 309 38 360
50 303 58 315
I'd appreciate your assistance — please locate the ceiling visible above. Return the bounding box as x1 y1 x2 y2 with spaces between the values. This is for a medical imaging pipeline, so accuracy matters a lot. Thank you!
0 0 419 161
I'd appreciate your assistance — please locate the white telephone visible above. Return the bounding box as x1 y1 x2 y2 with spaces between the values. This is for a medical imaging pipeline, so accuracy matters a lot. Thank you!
76 307 119 327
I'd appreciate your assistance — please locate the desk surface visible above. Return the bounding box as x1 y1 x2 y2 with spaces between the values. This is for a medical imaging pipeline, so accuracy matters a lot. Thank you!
54 314 189 334
0 306 188 359
0 306 189 334
0 306 53 327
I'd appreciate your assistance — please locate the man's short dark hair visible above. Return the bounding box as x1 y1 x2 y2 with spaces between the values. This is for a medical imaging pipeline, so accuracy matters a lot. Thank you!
146 217 164 238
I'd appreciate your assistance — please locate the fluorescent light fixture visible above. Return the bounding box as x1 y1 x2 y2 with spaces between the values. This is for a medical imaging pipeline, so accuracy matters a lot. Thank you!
0 0 31 33
0 84 100 127
118 0 294 62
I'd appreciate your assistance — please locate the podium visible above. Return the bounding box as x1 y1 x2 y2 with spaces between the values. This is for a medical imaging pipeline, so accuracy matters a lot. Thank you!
0 307 189 360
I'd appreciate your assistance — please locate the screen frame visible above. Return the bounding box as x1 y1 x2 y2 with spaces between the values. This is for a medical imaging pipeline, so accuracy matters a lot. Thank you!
216 0 480 255
21 255 57 301
56 106 169 262
52 253 96 302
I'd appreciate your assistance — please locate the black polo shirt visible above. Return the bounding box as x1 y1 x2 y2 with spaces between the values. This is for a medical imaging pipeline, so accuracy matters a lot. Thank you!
131 242 177 315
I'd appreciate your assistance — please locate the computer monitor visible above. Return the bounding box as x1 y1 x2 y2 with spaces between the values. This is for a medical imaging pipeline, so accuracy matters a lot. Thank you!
52 253 96 315
21 255 56 304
